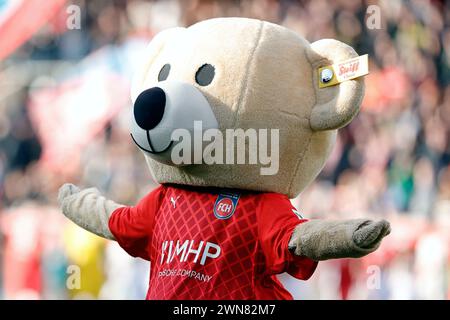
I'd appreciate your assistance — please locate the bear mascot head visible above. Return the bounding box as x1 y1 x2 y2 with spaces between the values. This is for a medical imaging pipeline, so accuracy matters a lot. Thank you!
58 17 390 300
130 17 364 197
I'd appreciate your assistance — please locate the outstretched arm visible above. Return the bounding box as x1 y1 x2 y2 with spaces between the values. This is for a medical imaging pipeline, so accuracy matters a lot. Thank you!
58 183 124 240
289 219 391 261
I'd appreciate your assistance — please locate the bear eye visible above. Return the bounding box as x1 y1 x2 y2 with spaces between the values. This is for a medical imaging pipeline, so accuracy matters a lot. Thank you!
195 64 215 86
158 64 170 81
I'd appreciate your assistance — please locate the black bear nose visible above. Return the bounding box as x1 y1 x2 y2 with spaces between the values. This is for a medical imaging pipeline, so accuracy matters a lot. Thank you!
134 87 166 130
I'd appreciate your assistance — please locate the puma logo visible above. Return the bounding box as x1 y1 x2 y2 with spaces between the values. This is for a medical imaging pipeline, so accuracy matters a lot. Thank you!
170 195 181 208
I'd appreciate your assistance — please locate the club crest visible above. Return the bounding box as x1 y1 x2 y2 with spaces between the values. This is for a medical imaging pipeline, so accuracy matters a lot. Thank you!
213 193 240 220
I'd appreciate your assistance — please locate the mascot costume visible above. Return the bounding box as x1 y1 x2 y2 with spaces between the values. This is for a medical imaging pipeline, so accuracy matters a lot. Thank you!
58 18 390 300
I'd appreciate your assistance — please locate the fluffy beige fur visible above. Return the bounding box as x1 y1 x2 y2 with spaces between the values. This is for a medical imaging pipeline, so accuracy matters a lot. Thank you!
58 17 389 265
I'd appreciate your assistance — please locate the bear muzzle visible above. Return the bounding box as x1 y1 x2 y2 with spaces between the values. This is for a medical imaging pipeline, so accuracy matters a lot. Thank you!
130 81 218 165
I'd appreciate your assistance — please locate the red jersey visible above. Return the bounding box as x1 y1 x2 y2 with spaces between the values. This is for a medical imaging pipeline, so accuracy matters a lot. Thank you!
108 185 317 300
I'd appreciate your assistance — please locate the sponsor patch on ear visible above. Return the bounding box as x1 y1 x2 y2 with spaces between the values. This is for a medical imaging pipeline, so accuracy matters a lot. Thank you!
318 54 369 88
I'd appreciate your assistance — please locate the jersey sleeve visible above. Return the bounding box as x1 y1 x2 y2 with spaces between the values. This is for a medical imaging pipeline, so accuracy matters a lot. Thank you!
108 185 165 261
257 193 318 280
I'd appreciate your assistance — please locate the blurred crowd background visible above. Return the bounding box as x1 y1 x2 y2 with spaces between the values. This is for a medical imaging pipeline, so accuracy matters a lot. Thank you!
0 0 449 299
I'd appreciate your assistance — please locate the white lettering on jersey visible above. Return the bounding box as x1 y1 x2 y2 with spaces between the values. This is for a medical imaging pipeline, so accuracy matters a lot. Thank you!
169 239 189 263
160 240 221 266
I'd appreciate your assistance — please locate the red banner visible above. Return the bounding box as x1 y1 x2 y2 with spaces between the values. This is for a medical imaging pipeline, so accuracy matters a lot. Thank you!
0 0 67 61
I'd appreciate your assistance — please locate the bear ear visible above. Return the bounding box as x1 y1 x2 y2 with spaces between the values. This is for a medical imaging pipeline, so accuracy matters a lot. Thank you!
131 27 184 103
307 39 365 131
